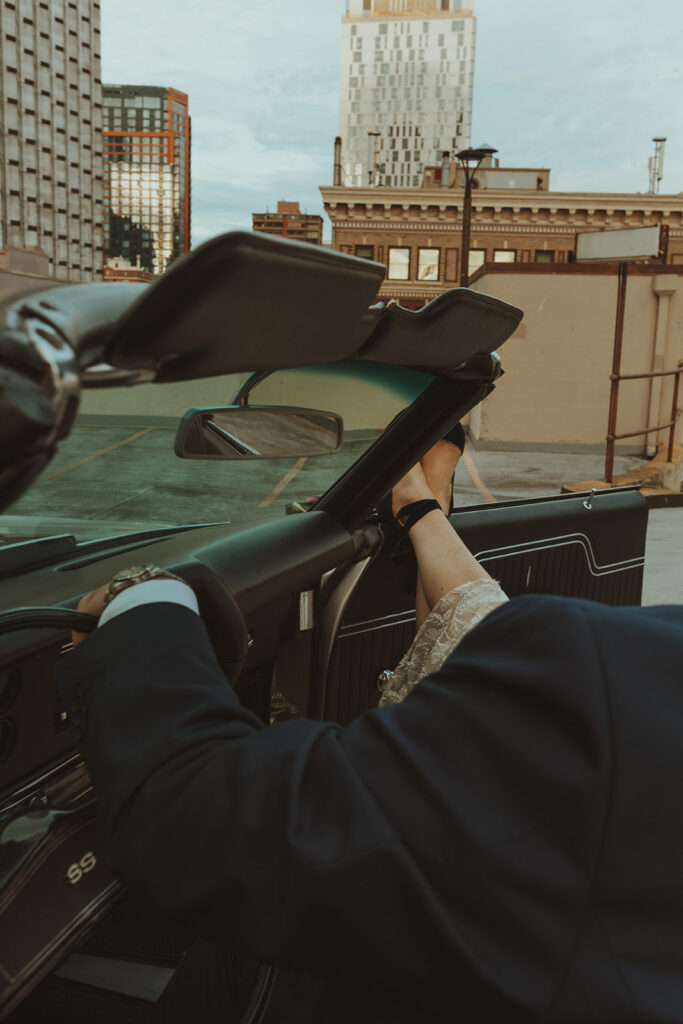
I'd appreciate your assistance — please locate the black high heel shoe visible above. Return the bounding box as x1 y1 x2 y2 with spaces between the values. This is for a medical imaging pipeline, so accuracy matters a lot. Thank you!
374 423 465 522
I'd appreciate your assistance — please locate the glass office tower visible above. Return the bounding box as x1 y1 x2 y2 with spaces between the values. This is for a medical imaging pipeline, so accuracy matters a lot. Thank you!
102 84 191 276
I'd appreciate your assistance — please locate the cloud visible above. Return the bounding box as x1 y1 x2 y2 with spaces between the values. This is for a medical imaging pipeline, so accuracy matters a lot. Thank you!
101 0 345 243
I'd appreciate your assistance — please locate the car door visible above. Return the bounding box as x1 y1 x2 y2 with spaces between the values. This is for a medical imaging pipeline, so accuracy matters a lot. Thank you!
315 486 647 725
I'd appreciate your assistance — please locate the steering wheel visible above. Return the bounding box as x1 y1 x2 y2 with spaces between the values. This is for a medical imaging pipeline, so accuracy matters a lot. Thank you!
0 607 98 635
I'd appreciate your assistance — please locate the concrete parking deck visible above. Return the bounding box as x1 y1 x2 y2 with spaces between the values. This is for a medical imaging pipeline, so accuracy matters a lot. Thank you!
2 421 681 606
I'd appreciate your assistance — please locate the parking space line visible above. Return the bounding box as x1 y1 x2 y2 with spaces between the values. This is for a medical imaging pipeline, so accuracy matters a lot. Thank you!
44 427 157 480
462 448 497 504
258 457 308 508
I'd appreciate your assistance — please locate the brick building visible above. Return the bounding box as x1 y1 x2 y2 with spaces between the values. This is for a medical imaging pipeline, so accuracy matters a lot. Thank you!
252 201 323 245
320 165 683 307
102 255 155 283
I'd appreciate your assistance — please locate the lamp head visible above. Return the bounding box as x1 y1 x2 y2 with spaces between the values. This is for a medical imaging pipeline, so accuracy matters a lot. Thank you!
456 145 498 167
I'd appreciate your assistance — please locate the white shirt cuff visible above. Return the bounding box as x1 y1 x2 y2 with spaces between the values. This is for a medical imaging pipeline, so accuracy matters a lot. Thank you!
99 579 199 627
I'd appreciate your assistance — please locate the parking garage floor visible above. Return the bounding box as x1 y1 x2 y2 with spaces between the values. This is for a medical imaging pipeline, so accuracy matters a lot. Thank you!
2 421 681 606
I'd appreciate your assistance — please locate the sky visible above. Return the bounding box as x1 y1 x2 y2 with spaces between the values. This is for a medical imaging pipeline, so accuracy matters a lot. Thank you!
101 0 683 247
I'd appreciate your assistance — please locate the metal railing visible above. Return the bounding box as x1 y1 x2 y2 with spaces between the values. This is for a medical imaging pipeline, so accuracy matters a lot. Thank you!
605 364 682 484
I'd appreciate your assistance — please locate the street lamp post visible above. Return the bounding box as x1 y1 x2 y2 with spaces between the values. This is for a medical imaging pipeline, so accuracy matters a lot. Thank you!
456 145 497 286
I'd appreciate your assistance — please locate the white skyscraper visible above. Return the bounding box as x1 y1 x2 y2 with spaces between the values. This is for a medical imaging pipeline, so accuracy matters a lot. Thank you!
0 0 104 280
338 0 475 188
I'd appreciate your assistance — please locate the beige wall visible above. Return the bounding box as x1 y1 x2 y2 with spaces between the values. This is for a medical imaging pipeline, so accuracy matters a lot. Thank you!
469 266 683 450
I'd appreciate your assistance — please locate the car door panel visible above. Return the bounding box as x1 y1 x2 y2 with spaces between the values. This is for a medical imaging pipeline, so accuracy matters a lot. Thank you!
321 487 647 725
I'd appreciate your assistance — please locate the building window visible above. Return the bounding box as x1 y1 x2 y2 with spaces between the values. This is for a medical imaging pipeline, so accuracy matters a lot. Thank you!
417 247 439 281
468 249 485 276
388 247 410 280
493 249 516 263
535 249 555 263
355 244 374 260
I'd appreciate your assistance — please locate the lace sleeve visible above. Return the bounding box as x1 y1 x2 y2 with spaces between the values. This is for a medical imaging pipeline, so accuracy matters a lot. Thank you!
378 578 508 707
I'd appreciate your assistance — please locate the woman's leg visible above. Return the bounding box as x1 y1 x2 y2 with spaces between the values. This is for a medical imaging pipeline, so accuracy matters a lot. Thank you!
420 437 461 514
413 438 463 628
415 574 430 631
393 461 491 616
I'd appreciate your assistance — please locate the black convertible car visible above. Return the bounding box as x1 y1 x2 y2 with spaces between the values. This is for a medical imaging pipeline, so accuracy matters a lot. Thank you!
0 233 647 1022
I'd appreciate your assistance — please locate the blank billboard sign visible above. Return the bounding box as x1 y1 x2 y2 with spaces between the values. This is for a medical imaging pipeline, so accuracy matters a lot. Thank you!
575 225 661 262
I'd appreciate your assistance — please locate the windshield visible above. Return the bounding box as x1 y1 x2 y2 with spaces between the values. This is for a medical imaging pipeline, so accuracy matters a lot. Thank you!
1 363 434 546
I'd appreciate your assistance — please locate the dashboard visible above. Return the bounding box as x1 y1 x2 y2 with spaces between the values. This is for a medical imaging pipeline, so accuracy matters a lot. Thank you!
0 512 355 806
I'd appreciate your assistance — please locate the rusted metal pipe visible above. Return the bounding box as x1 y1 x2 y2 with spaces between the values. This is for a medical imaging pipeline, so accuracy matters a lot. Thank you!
604 262 629 484
613 421 675 441
618 369 681 381
667 369 681 462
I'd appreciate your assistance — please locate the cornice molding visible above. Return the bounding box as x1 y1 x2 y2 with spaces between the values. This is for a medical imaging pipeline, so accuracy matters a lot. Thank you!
334 221 601 236
321 186 683 215
342 10 474 24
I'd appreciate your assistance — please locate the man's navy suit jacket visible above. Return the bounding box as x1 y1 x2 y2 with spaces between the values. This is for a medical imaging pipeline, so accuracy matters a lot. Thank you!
57 594 683 1023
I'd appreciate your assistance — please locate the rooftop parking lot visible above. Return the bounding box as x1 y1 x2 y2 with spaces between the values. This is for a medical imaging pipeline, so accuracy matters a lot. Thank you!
3 419 681 606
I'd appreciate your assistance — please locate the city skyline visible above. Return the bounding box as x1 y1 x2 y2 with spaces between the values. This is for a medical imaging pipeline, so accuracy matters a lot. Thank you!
100 1 681 247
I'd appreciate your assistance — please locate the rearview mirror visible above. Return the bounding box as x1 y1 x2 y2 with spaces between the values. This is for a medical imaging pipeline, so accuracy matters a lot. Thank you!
174 405 344 460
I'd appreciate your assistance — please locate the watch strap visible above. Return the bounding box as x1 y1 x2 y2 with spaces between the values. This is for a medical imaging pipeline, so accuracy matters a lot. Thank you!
103 565 185 607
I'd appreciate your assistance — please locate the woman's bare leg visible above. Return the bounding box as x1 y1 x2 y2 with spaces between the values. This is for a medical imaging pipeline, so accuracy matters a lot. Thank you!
412 439 463 627
392 462 491 617
420 438 461 515
415 575 430 630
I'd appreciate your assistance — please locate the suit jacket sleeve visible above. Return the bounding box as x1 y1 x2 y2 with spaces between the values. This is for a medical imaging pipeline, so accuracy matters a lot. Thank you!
55 596 610 1012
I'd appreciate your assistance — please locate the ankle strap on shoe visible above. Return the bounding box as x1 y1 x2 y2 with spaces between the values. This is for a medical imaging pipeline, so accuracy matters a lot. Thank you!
396 498 441 532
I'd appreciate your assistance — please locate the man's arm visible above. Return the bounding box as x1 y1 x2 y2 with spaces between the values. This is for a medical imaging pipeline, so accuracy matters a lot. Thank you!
56 595 609 1012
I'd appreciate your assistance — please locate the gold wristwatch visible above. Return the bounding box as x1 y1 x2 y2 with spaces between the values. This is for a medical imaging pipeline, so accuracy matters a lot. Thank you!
103 565 185 607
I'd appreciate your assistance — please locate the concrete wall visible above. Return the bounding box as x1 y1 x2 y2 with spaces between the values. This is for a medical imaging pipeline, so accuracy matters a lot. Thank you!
469 265 683 451
0 1 104 280
0 246 63 297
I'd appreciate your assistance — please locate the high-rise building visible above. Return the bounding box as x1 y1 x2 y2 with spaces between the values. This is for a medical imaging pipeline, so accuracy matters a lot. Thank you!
0 0 104 280
338 0 475 188
102 84 191 276
252 201 323 245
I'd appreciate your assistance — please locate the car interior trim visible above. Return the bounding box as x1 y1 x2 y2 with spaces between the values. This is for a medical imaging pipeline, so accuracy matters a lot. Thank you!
311 555 374 720
474 532 645 577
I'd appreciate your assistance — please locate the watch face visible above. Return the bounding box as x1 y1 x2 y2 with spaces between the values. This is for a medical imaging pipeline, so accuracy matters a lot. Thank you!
112 565 155 585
